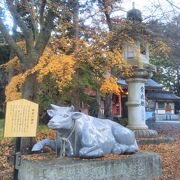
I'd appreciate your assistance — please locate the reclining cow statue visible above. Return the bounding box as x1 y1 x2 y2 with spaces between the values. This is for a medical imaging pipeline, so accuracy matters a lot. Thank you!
32 105 138 157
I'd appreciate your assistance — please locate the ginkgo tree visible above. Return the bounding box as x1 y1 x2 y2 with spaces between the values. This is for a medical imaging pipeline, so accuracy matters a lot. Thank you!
0 0 79 152
0 0 57 100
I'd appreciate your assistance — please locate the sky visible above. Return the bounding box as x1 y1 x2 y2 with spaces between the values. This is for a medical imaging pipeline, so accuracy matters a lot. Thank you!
3 0 180 30
121 0 151 11
120 0 180 20
121 0 180 12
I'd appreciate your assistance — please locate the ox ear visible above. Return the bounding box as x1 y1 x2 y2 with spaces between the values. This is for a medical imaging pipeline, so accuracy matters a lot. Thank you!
47 109 54 117
70 105 74 112
50 104 61 110
71 112 82 120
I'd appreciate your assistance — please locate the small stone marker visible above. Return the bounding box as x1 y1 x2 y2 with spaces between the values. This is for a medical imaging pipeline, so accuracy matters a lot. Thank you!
4 99 38 137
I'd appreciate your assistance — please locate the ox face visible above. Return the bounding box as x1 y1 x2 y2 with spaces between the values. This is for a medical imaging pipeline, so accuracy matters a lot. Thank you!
48 114 73 130
47 105 74 130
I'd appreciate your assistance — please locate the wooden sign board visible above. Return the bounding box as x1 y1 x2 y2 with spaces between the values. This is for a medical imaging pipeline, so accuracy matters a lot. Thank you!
4 99 39 137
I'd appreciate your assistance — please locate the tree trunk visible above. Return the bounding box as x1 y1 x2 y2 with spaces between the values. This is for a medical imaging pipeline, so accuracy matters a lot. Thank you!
22 73 37 100
96 90 103 118
70 0 80 111
98 0 114 120
71 87 81 111
20 73 37 153
104 93 113 119
20 55 38 153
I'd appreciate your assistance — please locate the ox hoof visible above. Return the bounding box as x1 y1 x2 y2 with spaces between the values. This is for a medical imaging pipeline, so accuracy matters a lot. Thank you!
126 145 139 153
32 143 43 152
112 144 128 154
79 147 104 157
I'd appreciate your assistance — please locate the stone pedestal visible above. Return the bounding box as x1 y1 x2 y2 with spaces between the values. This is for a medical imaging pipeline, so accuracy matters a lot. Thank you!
126 78 148 130
18 152 162 180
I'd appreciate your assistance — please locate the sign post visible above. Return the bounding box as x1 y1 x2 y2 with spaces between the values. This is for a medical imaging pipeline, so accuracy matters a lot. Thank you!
4 99 38 180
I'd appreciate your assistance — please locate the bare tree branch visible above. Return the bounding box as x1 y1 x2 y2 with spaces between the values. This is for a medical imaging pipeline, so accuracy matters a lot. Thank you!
6 0 34 53
6 0 29 34
0 18 25 62
35 9 55 56
24 0 39 41
166 0 180 10
39 0 47 27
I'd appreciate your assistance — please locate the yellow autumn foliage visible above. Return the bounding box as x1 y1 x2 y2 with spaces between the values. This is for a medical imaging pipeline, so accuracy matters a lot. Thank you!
36 51 75 91
4 47 75 101
3 35 132 101
105 49 125 69
0 56 21 71
5 74 25 101
150 39 171 58
100 77 121 95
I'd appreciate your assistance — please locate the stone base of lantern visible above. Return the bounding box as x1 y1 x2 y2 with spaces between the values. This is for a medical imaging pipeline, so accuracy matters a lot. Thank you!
133 129 158 138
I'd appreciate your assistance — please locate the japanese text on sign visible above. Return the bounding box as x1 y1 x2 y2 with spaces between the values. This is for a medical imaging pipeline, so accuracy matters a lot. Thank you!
4 99 38 137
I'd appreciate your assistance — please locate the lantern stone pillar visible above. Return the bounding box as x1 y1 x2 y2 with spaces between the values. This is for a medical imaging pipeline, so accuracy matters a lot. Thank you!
124 68 158 138
126 78 148 130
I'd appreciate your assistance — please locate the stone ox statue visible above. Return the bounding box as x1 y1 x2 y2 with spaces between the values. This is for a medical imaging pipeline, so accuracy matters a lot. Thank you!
32 105 138 157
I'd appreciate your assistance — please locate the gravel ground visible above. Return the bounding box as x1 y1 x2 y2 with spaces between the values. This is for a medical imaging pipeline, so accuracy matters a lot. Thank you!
155 121 180 139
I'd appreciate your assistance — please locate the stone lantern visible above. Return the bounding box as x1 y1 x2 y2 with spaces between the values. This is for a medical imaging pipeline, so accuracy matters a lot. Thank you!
121 4 158 137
